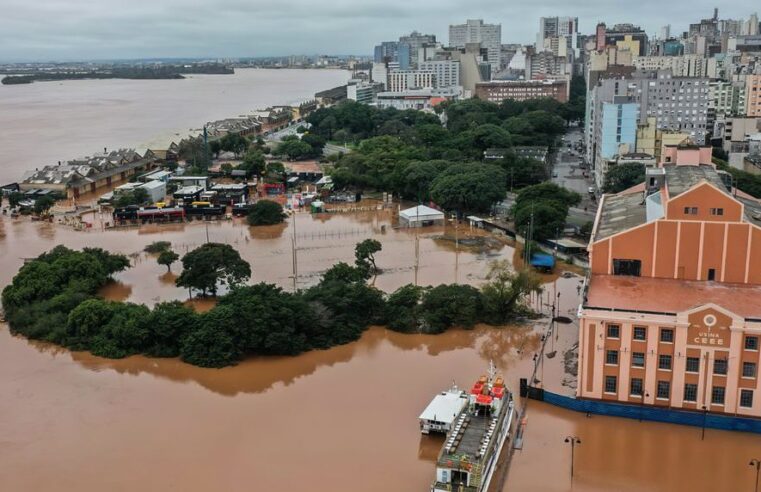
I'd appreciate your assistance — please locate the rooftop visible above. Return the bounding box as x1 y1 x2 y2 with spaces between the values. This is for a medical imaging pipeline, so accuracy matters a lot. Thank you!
596 192 647 240
585 274 761 320
285 161 322 174
400 205 445 220
594 164 761 241
664 164 727 197
419 391 468 425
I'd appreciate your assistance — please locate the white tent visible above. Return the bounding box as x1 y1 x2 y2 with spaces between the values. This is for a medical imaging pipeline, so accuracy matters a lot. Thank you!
399 205 445 227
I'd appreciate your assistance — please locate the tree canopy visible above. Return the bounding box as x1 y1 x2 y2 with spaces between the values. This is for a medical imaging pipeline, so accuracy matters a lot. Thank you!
2 243 548 368
309 95 574 203
275 135 314 160
175 243 252 296
512 182 580 242
33 195 56 215
603 163 646 194
246 200 286 226
430 163 506 215
157 250 179 272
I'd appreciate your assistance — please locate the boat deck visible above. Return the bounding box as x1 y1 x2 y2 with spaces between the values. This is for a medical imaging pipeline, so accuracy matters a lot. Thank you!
442 412 491 462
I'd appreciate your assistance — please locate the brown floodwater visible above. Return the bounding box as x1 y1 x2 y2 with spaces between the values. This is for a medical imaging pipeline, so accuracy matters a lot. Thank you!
1 211 760 491
0 68 350 185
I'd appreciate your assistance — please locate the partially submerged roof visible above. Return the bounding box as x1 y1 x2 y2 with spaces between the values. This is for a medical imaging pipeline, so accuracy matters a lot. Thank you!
585 274 761 320
400 205 445 220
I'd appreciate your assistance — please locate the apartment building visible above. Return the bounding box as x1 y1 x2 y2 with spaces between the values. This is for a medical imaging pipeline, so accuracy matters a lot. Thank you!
579 144 761 418
474 79 569 104
387 70 436 92
592 96 639 188
449 19 501 72
710 80 747 117
633 55 710 78
418 60 461 89
747 74 761 117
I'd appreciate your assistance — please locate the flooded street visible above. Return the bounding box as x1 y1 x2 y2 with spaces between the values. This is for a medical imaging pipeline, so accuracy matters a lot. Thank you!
1 210 760 491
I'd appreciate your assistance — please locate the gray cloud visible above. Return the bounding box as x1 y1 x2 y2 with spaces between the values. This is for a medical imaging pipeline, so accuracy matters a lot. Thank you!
0 0 758 61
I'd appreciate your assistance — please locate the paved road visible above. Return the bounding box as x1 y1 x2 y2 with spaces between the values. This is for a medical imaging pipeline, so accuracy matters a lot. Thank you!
552 126 597 226
323 143 351 156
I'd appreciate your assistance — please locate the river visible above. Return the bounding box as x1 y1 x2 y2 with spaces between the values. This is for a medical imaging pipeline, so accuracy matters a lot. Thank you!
0 68 350 185
2 212 761 491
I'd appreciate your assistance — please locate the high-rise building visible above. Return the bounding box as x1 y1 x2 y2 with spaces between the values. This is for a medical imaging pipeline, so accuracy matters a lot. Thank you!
592 96 639 188
386 71 436 92
710 80 747 117
474 79 569 104
399 31 436 68
747 75 761 117
526 50 571 79
537 16 579 56
448 19 501 73
601 24 649 55
374 41 399 64
419 60 460 89
373 41 410 69
587 70 711 186
744 13 760 35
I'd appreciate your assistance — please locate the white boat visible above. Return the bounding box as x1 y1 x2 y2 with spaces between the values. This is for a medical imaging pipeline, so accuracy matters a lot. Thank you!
427 362 515 492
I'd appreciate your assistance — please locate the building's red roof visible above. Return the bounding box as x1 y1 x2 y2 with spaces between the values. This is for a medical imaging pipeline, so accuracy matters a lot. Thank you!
586 274 761 319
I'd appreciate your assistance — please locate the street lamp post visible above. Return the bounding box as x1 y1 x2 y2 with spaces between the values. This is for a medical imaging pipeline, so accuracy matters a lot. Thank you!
701 405 708 441
751 459 761 492
564 436 581 479
639 391 650 422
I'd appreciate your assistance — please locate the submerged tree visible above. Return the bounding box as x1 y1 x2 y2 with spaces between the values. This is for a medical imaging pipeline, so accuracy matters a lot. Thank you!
176 243 251 296
246 200 286 226
480 261 543 324
157 250 179 272
354 239 382 277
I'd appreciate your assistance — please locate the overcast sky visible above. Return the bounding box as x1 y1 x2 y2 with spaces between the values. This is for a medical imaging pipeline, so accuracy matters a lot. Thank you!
1 0 758 62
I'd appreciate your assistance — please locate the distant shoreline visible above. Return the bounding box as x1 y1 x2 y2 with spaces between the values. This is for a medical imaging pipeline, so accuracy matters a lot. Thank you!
1 64 235 85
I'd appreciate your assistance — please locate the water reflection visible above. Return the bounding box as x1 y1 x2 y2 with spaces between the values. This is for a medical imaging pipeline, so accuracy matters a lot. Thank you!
418 434 445 463
24 326 507 397
99 280 132 302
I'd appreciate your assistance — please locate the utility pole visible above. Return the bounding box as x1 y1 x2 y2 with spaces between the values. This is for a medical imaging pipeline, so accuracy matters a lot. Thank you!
454 214 459 283
292 212 298 292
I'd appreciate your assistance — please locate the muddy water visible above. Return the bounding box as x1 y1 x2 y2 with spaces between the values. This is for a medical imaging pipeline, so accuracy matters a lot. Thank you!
0 208 509 304
1 212 759 491
0 323 543 492
0 68 350 184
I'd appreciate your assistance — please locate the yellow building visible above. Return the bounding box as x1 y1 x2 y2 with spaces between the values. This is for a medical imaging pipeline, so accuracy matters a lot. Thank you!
636 117 657 156
615 35 641 60
636 118 691 161
747 75 761 117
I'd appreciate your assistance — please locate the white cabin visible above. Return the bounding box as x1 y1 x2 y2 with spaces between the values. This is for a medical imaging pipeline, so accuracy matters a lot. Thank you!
419 387 468 434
